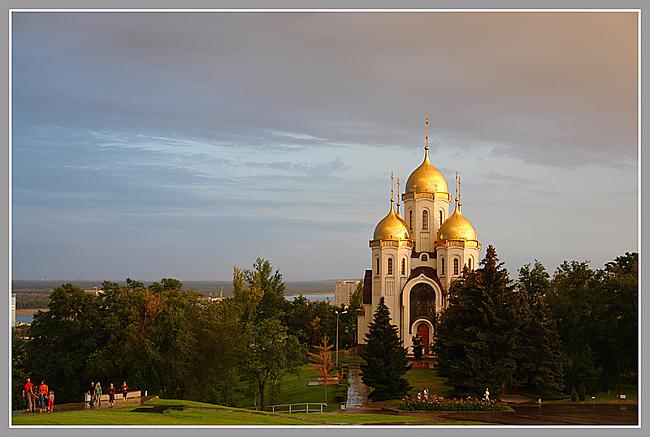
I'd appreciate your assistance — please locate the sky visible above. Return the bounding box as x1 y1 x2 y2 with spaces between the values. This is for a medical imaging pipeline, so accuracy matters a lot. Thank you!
11 11 638 281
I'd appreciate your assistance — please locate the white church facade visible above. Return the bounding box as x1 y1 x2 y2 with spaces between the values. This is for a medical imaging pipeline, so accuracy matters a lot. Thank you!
356 115 481 356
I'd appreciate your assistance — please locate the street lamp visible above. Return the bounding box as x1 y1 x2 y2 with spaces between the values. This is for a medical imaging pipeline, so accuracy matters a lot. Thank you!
335 309 348 367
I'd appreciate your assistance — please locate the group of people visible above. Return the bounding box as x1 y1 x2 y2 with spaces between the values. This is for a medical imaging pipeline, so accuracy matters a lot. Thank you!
85 381 128 409
22 378 54 413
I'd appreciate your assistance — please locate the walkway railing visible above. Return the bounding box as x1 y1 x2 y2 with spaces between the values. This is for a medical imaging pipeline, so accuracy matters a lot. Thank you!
268 403 327 414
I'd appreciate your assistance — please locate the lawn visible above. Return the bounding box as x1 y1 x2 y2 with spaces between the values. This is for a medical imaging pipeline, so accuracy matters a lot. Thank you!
11 398 491 426
12 404 305 426
271 364 340 411
406 368 452 396
371 367 452 410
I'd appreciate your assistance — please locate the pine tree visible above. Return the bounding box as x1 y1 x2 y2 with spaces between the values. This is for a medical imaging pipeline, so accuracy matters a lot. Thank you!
514 262 565 396
435 245 518 398
360 297 412 401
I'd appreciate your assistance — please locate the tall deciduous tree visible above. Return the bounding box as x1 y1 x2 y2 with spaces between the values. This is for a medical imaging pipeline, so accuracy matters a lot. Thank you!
308 335 334 402
360 297 411 401
239 318 304 410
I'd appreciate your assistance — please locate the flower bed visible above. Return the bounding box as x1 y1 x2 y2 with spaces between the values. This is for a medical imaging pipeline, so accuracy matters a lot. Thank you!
400 392 509 412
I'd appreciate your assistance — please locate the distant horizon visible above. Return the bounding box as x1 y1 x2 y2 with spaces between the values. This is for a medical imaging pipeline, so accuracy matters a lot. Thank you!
11 247 637 284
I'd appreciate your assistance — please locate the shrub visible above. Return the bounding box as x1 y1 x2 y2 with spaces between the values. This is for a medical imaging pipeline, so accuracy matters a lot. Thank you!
334 383 349 403
577 382 586 401
570 387 578 402
400 392 509 412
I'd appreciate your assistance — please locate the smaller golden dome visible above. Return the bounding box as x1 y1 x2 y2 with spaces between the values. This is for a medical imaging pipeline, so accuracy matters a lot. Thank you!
437 209 478 241
374 208 410 241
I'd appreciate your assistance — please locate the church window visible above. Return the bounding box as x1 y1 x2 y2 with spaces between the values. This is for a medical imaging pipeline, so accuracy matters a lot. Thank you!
422 210 429 230
468 257 473 270
421 254 428 262
441 257 445 274
401 258 406 275
376 258 380 275
387 258 393 275
409 210 413 230
439 210 443 227
453 258 459 275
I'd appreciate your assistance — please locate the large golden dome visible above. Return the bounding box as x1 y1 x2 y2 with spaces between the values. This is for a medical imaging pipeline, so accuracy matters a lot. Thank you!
437 209 478 241
405 152 449 194
373 208 410 241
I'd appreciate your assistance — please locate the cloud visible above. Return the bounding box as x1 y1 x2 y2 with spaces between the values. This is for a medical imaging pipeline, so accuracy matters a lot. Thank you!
10 12 638 280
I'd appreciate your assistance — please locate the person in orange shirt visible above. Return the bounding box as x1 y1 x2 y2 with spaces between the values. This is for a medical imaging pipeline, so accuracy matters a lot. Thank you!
38 380 48 413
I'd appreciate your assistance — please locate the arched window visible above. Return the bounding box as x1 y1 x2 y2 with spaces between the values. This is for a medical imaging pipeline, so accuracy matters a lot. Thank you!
409 210 413 230
453 258 459 275
468 257 473 270
387 258 393 275
422 210 429 230
441 257 445 275
439 210 443 227
421 254 428 262
376 258 380 275
401 258 406 275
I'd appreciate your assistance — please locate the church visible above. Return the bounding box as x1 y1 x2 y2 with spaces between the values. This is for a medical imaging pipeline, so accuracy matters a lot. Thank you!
356 115 481 356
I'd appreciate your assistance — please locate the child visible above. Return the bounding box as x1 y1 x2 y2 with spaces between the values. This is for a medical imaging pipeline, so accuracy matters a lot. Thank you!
84 390 91 409
47 390 54 412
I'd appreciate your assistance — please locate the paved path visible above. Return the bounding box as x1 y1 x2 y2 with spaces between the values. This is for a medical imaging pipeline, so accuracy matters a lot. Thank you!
345 365 368 409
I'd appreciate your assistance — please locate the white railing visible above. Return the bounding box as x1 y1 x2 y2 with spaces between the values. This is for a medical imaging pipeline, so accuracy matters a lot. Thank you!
269 403 327 414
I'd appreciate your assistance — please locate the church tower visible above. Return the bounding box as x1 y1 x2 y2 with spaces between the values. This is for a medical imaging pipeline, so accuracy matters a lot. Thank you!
357 114 482 357
368 173 414 327
435 172 481 291
403 114 452 256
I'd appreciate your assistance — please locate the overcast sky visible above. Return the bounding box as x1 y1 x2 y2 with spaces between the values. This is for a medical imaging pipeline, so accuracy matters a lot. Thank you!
11 11 638 281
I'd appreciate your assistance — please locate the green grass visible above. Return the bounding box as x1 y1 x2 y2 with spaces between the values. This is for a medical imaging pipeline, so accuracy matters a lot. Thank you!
12 405 305 426
406 368 452 396
371 367 453 409
271 365 340 411
12 398 493 426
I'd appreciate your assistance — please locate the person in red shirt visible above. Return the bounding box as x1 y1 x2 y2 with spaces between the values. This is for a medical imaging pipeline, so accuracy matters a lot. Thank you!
22 377 35 413
38 380 49 413
121 380 128 403
108 383 116 408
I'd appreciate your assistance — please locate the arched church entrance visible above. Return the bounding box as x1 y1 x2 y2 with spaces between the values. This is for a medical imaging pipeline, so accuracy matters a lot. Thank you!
409 282 436 328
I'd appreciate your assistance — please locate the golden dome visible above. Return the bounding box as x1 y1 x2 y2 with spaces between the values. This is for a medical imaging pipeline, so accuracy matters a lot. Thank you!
405 152 449 194
373 208 410 241
437 209 478 241
405 114 448 194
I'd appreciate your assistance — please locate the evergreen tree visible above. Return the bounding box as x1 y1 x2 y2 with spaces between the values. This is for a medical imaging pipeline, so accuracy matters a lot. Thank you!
514 262 564 396
360 297 411 401
435 245 518 398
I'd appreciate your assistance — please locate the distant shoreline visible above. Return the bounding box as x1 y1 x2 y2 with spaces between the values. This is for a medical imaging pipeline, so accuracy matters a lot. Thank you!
16 308 47 315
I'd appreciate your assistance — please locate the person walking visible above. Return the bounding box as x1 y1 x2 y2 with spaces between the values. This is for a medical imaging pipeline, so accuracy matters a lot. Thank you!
108 383 116 408
89 381 96 408
121 380 128 403
38 380 49 413
94 382 103 408
22 377 35 413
